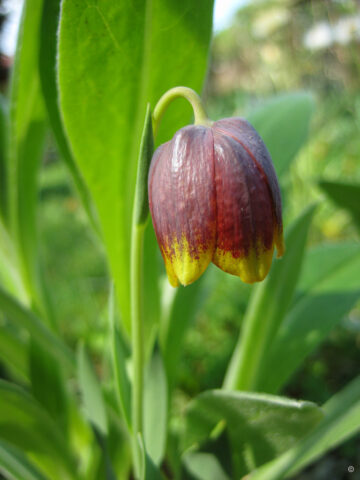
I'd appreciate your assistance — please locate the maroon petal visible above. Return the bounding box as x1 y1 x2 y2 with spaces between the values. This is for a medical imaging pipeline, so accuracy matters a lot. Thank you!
148 126 216 286
212 131 277 283
213 117 284 256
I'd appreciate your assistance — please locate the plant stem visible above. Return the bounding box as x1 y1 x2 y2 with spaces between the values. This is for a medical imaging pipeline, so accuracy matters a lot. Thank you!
152 86 212 136
130 221 146 479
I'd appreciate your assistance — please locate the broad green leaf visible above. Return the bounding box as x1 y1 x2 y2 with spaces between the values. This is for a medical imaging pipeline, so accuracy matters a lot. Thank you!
247 92 314 177
224 206 316 391
138 435 163 480
260 291 359 394
0 380 76 480
249 376 360 480
109 286 132 428
0 439 48 480
183 452 230 480
77 343 108 436
58 0 214 333
0 286 74 371
183 390 322 477
8 0 48 317
144 349 167 465
38 0 99 232
319 180 360 228
297 242 360 295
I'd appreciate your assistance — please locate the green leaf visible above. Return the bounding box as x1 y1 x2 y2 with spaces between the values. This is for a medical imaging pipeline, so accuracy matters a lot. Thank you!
8 0 48 316
0 96 8 219
319 180 360 229
0 380 77 480
29 339 69 430
297 242 360 295
0 439 48 480
224 205 316 391
183 390 323 477
133 104 154 226
248 92 314 177
260 291 359 394
0 324 28 381
138 435 163 480
160 277 205 390
144 349 167 465
77 343 108 436
248 376 360 480
0 218 27 302
0 286 74 371
183 452 230 480
109 285 132 429
260 242 360 393
58 0 214 333
38 0 99 232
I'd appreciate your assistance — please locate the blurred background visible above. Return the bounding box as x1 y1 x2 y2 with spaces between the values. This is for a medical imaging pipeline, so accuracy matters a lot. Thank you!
0 1 359 478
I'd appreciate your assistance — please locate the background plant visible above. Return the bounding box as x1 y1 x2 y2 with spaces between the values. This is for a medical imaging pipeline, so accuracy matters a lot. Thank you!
0 1 359 479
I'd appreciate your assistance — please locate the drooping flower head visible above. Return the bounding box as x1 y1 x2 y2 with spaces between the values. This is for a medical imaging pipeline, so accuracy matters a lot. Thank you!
148 117 284 287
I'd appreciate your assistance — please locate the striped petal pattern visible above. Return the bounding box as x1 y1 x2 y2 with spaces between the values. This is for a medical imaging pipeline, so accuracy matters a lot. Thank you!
148 118 284 286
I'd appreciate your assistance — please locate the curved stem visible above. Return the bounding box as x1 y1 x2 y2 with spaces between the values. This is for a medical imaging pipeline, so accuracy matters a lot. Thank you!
152 86 212 137
130 222 145 479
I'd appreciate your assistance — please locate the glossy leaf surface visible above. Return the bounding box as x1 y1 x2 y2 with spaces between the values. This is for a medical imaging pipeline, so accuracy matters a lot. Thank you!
58 0 214 332
183 390 322 477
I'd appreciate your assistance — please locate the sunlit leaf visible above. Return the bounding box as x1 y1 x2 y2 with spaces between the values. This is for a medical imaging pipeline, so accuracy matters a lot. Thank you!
58 0 214 333
39 0 99 232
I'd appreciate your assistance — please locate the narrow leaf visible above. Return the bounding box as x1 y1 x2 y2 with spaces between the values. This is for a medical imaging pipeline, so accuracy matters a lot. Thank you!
160 277 205 390
8 0 48 316
133 104 154 226
0 439 48 480
0 380 77 480
77 343 108 436
109 285 132 428
224 206 316 391
0 286 74 370
138 435 163 480
144 349 167 465
260 291 359 393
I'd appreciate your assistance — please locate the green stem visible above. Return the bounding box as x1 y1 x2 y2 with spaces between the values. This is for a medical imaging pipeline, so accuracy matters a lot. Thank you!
152 86 212 136
130 221 145 479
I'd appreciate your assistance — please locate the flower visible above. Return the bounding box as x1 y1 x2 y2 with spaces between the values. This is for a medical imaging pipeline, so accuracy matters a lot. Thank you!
148 117 284 287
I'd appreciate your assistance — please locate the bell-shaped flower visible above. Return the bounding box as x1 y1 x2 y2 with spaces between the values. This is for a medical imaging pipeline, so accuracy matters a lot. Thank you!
148 117 284 287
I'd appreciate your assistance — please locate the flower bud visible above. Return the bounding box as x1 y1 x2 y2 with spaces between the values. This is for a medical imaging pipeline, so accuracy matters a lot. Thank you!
148 117 284 287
